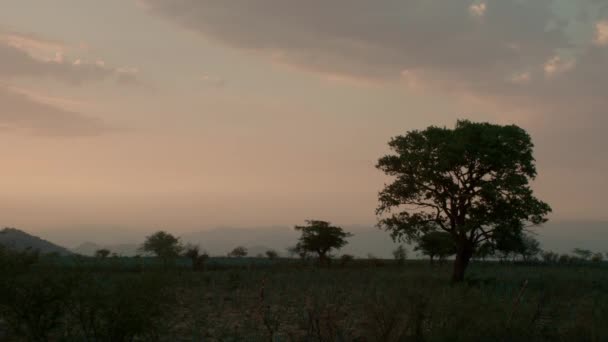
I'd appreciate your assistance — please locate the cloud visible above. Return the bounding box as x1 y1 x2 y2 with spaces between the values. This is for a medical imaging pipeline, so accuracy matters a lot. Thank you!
0 29 138 137
543 56 575 77
0 85 113 137
595 20 608 46
141 0 608 170
201 74 226 87
0 30 139 85
469 2 487 18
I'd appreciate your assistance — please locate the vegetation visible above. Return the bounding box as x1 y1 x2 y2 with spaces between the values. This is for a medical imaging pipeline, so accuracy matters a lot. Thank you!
2 120 584 340
414 231 456 264
2 245 608 341
294 220 352 264
376 120 551 281
139 231 183 262
392 245 408 265
228 246 248 258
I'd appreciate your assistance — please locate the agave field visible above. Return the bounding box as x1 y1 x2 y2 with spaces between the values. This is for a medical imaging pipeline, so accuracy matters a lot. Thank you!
1 252 608 341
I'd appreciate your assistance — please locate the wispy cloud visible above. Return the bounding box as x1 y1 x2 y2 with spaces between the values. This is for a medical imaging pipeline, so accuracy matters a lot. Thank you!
141 0 608 165
0 85 113 137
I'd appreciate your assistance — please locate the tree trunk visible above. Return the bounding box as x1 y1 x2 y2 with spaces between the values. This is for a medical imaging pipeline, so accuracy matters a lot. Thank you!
452 243 473 282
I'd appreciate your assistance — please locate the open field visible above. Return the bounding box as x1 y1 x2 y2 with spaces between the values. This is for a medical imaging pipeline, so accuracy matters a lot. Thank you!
2 255 608 341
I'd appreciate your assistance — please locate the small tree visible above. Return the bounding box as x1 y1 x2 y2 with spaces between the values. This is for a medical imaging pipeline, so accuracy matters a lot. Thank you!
573 248 593 261
542 250 559 263
140 231 183 264
228 246 248 258
294 220 352 264
414 231 456 264
376 120 551 281
519 234 541 261
392 245 408 265
473 242 494 261
591 252 604 263
265 250 278 260
183 244 208 271
95 249 111 259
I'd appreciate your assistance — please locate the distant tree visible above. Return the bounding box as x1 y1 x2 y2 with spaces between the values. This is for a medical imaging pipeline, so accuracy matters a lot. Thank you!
183 244 208 271
519 234 541 261
414 231 456 264
287 244 309 260
473 242 494 261
392 245 408 265
573 248 593 261
376 121 551 281
228 246 248 258
592 252 604 263
558 254 572 264
265 250 278 260
294 220 352 264
95 249 111 258
542 250 559 264
339 254 355 266
140 231 183 263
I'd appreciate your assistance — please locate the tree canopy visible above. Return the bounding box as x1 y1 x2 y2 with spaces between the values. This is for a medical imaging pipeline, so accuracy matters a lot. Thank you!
228 246 248 258
140 231 183 261
414 231 456 263
376 120 551 281
294 220 352 263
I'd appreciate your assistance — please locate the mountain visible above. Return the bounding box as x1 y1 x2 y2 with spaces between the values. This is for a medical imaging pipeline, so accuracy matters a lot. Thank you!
54 220 608 259
0 227 72 255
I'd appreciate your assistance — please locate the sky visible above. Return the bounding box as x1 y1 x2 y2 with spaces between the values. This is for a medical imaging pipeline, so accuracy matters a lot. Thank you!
0 0 607 237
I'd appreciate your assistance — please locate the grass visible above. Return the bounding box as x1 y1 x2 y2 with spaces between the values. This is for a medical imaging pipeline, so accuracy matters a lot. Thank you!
2 256 608 341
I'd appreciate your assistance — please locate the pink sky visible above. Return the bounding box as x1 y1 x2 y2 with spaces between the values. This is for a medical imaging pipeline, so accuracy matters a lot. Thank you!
0 0 607 235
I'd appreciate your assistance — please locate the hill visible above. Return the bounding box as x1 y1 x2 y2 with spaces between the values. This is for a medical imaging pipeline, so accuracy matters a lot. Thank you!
0 227 72 255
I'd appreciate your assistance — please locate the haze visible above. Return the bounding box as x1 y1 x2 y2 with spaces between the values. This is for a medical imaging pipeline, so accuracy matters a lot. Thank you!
1 0 607 246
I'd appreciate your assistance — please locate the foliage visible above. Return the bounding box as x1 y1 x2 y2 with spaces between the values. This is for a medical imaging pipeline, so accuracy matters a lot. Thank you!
376 120 551 281
294 220 352 263
265 249 278 259
414 231 456 263
592 252 604 263
228 246 248 258
392 245 408 265
139 231 183 262
95 248 111 258
183 244 209 271
572 248 593 261
542 251 559 264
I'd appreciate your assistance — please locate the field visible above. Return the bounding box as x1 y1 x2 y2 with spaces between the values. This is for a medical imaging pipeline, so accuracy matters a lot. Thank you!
2 255 608 341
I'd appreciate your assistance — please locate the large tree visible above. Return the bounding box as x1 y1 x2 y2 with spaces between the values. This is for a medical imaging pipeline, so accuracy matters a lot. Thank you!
376 120 551 281
294 220 352 264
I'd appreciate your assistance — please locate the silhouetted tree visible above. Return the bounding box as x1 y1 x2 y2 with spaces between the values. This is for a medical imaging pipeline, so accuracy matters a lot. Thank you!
392 245 408 265
473 242 494 261
183 244 208 271
414 232 456 264
573 248 593 261
140 231 183 264
294 220 352 265
376 120 551 281
592 252 604 263
228 246 248 258
287 244 309 260
95 249 111 258
519 234 541 261
542 250 559 263
265 250 278 259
